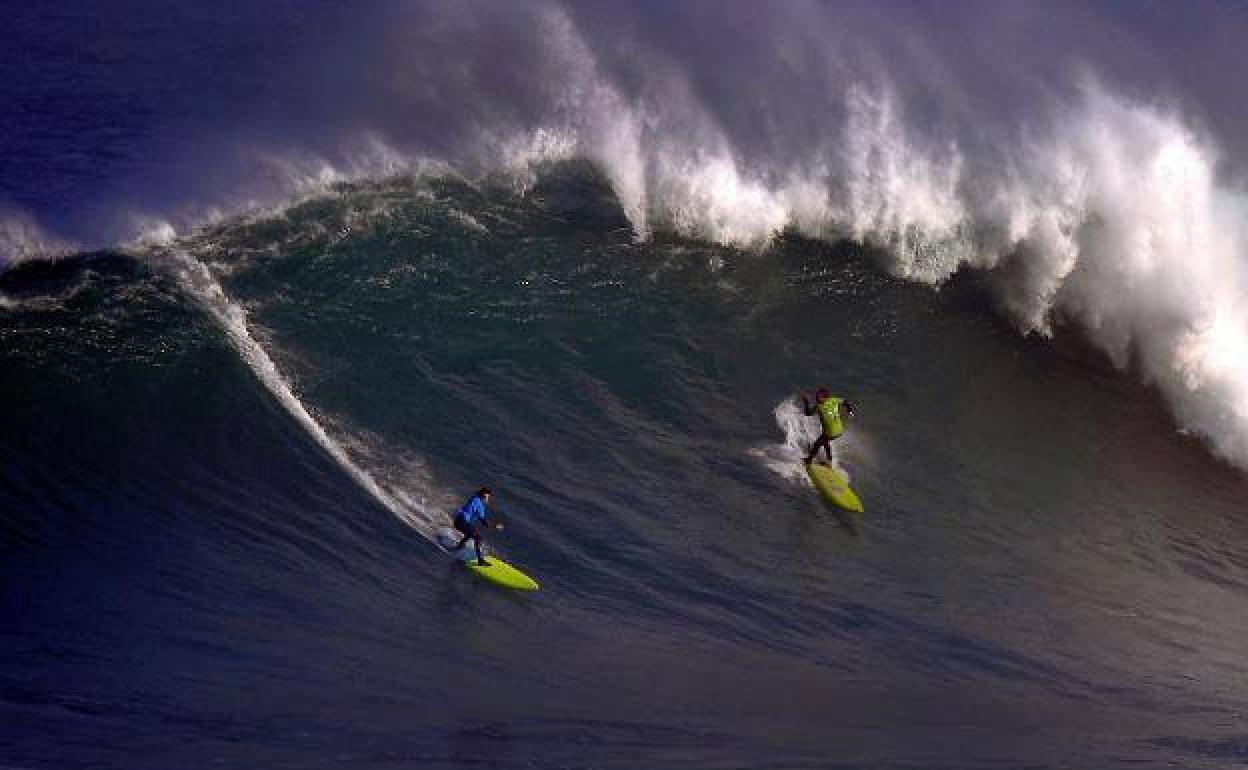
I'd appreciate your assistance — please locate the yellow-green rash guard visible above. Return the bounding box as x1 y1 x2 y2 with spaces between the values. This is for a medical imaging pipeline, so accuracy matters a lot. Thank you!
817 397 844 438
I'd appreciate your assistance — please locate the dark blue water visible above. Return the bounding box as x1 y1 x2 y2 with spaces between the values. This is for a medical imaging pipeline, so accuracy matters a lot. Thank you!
5 4 1248 769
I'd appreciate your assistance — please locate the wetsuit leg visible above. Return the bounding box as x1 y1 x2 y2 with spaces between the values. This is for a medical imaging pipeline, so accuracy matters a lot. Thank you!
823 434 837 462
453 514 487 565
805 434 831 464
452 514 473 548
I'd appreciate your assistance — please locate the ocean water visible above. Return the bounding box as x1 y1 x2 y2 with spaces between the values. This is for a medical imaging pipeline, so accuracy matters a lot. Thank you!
4 3 1248 768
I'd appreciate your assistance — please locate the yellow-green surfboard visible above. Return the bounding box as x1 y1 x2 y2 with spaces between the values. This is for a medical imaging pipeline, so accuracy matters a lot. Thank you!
437 529 540 591
807 462 864 513
465 557 540 591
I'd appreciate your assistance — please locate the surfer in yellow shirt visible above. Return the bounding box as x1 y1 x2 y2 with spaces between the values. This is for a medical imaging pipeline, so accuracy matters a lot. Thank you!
800 388 855 465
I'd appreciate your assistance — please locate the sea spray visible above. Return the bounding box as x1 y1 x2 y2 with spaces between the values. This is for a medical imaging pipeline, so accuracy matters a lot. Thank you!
750 397 848 486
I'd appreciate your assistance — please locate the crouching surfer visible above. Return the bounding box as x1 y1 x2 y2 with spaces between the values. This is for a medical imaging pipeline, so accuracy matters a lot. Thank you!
450 487 504 566
799 388 856 465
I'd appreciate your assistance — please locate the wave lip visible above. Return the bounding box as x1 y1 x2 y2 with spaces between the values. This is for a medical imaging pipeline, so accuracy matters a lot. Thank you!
988 85 1248 467
0 209 76 268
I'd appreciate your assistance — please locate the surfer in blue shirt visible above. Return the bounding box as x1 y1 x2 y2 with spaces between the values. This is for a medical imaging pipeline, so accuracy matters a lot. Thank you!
450 487 503 566
800 388 855 465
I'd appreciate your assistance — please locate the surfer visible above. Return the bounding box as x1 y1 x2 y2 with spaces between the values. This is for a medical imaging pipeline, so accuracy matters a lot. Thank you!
450 487 504 566
799 388 855 465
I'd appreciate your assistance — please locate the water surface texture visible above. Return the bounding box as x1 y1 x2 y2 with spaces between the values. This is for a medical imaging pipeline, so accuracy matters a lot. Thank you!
4 3 1248 768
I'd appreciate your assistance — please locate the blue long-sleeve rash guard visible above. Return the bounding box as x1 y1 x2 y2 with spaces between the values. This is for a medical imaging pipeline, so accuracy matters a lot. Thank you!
456 495 491 525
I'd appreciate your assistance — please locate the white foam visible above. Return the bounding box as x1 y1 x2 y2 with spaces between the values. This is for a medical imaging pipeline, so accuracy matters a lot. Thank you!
750 397 850 485
968 84 1248 464
0 209 76 267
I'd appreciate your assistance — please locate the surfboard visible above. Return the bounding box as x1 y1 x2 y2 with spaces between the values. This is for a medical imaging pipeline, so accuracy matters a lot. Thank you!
806 462 864 513
436 529 540 591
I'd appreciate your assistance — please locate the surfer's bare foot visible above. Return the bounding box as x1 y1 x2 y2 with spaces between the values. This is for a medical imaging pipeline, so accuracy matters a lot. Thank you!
477 559 491 567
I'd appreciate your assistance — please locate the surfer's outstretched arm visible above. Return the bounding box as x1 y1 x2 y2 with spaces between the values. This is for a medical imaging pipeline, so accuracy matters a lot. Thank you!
482 503 506 530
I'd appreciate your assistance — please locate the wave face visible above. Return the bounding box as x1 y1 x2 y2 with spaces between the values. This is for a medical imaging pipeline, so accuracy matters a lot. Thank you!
5 1 1248 467
4 170 1248 768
